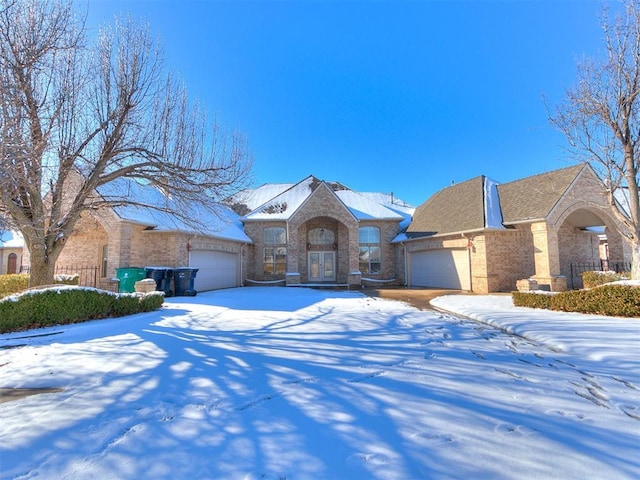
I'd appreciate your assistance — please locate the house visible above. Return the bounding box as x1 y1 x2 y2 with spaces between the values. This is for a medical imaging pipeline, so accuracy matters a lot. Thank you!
0 230 24 275
400 163 631 292
228 175 413 287
19 176 252 292
4 163 633 294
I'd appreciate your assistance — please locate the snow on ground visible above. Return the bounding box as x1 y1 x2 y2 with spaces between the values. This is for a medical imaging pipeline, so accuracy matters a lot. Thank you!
0 287 638 479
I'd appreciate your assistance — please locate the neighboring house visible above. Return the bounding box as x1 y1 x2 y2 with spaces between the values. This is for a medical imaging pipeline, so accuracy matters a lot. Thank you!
19 177 252 291
0 230 24 275
228 175 414 287
400 163 631 293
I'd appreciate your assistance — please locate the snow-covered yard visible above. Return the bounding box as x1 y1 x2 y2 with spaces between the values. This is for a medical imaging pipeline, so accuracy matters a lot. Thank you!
0 287 638 479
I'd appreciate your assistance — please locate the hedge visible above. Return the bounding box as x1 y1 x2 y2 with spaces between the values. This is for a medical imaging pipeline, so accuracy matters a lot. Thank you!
0 273 80 299
0 286 165 333
0 274 30 298
513 285 640 317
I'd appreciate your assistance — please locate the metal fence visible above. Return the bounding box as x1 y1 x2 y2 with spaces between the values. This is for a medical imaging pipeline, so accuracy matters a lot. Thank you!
569 261 631 289
19 265 99 288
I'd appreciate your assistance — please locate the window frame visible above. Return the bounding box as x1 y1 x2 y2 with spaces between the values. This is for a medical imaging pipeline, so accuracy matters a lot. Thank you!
263 226 287 275
358 226 382 274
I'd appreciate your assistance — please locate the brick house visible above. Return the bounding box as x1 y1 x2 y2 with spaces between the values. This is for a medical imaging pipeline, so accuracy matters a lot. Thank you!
400 164 631 293
228 175 413 288
18 176 252 291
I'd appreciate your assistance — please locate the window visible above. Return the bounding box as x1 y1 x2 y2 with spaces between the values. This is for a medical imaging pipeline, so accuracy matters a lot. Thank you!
101 245 109 277
264 227 286 275
308 228 335 245
359 226 381 274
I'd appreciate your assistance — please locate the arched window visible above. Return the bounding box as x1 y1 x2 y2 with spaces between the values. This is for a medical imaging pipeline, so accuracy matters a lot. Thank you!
358 226 381 274
264 227 286 275
308 228 335 245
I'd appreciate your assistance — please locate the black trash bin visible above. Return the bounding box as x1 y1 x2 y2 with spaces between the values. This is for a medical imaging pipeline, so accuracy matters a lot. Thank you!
174 267 199 296
145 267 174 296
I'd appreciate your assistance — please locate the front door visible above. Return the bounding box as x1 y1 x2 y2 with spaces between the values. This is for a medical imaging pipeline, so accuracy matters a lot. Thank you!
308 251 336 282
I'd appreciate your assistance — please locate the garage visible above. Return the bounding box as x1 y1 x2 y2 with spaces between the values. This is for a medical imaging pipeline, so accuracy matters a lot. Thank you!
409 249 471 290
189 249 239 291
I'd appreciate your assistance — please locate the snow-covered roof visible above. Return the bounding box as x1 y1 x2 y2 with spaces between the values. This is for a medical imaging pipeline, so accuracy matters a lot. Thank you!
96 178 251 243
227 183 294 214
238 176 414 222
0 229 24 249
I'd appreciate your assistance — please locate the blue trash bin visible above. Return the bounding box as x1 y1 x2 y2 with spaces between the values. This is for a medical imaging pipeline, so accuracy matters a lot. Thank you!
174 268 198 296
145 267 174 296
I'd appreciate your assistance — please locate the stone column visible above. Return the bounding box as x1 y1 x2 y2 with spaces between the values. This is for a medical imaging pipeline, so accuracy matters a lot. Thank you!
530 222 567 291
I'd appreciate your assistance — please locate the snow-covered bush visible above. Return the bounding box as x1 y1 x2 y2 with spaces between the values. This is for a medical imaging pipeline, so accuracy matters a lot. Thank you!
581 270 630 289
0 287 164 333
53 273 80 285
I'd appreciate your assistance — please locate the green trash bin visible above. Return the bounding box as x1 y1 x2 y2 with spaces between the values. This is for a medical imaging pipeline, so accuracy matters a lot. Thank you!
116 267 146 293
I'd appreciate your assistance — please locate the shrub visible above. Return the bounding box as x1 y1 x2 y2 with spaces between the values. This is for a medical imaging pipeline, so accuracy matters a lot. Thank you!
512 285 640 317
512 291 553 309
0 274 30 298
581 270 630 289
0 286 165 333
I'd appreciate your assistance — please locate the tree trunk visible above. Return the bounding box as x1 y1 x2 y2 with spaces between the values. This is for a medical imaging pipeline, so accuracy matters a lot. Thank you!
631 240 640 280
27 240 60 287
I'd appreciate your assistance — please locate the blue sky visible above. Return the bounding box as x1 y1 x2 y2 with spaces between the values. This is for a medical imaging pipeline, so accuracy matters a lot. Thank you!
85 0 607 206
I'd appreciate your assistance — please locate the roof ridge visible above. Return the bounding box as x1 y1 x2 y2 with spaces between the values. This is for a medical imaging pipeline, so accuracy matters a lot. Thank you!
501 163 585 187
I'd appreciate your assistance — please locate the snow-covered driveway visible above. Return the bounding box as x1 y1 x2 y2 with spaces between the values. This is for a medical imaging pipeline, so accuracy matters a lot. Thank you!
0 287 638 479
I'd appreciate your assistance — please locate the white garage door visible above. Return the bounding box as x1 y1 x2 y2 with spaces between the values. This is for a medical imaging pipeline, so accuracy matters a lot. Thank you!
409 249 471 290
189 250 239 292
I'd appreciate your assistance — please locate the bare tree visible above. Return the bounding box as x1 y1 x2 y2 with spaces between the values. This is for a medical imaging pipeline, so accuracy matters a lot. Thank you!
0 0 252 287
550 0 640 279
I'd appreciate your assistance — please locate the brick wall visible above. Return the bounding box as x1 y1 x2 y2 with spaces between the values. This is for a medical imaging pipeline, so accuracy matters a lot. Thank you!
557 224 601 278
57 214 108 269
484 228 535 292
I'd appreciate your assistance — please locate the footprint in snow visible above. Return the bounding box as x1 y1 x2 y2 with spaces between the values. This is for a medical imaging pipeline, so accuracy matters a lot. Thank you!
620 405 640 421
613 376 638 390
546 409 589 421
347 370 386 383
494 423 537 436
412 432 454 445
347 452 390 466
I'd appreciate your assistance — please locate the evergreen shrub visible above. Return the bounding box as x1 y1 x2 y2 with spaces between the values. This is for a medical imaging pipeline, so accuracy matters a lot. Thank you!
512 285 640 317
0 287 164 333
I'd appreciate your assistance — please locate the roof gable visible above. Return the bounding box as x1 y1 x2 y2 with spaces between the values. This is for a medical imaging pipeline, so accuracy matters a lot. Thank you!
407 176 492 236
243 175 410 222
243 176 319 220
498 164 586 223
